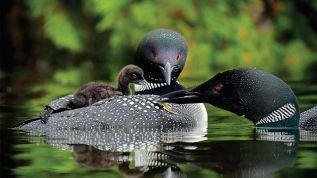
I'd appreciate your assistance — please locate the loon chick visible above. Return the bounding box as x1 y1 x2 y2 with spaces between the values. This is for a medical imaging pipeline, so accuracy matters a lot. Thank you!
40 64 146 123
161 68 317 129
70 64 146 108
135 29 188 95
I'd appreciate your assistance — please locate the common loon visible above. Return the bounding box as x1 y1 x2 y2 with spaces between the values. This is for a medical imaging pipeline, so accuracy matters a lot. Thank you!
40 65 146 123
38 29 189 123
18 29 207 130
160 68 317 129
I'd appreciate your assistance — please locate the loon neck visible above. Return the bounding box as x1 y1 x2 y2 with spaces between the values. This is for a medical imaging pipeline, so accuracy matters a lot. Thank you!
117 80 130 95
254 103 300 128
135 81 184 95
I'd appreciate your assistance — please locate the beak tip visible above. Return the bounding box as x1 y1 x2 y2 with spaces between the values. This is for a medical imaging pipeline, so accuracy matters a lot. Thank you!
140 80 148 85
161 62 172 86
167 80 171 86
158 97 169 102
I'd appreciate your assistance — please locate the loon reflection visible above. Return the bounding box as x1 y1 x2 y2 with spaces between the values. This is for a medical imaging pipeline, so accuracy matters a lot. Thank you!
73 144 184 178
21 127 317 178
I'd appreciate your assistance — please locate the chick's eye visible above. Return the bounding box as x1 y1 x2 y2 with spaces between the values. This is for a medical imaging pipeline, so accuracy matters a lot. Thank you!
215 83 223 92
176 55 181 61
132 74 137 79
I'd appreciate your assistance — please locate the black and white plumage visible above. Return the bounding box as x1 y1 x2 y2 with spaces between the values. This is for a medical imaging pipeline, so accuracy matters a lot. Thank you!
134 81 185 96
299 106 317 130
255 103 297 126
20 95 207 130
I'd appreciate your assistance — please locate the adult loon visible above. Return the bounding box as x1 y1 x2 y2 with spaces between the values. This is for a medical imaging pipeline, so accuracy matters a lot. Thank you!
18 29 207 130
38 29 190 122
40 64 145 123
160 68 317 130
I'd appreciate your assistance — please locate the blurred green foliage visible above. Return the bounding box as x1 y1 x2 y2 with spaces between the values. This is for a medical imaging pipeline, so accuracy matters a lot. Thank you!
22 0 317 84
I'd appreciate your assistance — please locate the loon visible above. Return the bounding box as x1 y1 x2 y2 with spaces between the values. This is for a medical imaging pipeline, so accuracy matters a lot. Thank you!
160 68 317 130
18 29 207 130
40 64 146 123
38 29 189 123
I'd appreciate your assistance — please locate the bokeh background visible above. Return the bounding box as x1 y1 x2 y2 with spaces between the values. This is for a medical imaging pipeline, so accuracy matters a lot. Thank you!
1 0 317 100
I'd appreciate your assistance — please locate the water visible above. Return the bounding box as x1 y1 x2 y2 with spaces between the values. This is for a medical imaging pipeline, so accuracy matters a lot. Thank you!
1 81 317 178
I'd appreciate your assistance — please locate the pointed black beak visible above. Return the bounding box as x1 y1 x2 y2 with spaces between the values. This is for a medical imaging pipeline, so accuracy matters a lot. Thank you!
159 87 209 104
159 62 172 85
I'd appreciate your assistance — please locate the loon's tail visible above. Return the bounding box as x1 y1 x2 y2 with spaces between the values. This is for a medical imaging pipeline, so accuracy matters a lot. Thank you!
299 106 317 130
13 117 41 129
13 106 53 129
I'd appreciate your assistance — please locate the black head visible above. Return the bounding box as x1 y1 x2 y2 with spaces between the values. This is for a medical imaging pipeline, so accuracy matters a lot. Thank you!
136 29 188 85
161 68 300 127
118 64 146 85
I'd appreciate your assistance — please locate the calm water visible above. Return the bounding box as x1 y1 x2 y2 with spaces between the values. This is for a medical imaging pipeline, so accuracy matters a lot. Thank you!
1 81 317 178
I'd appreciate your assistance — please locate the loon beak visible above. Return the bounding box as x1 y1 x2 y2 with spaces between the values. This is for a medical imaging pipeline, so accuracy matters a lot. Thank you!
161 62 172 85
160 87 208 104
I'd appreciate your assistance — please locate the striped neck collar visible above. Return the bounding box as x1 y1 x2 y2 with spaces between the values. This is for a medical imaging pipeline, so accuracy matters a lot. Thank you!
135 81 179 92
255 103 297 126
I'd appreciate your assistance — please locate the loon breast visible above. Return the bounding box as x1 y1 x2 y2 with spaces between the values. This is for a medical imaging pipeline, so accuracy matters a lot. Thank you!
20 95 207 131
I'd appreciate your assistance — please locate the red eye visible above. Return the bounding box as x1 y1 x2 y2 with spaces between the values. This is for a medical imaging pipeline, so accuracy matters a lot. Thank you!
151 50 156 58
176 55 180 61
215 83 223 92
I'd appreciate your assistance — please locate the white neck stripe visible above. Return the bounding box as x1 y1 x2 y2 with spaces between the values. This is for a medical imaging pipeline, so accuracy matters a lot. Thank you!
256 103 296 126
134 82 169 92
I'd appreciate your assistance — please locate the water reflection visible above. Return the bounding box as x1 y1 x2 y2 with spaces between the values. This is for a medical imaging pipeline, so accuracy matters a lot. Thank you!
18 127 316 177
166 129 298 178
22 125 207 152
72 144 185 178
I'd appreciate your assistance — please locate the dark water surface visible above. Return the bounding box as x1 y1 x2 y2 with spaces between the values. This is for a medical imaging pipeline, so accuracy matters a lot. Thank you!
1 81 317 178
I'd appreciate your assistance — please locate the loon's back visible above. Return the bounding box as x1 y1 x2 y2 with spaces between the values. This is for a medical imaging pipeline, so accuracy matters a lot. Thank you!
19 95 207 131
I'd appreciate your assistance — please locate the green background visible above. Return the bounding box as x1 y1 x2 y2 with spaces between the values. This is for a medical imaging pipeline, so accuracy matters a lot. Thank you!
2 0 317 89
